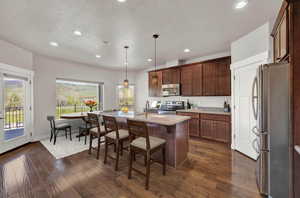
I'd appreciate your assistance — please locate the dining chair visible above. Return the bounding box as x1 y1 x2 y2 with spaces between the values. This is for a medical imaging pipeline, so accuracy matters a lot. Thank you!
103 116 129 171
78 116 92 145
47 116 72 145
87 113 106 159
127 119 166 190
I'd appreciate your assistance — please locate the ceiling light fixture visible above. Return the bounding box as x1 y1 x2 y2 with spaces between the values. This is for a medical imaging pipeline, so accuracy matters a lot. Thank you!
117 0 126 2
235 0 248 9
123 46 129 88
184 48 191 53
96 54 101 58
147 58 153 62
152 34 160 84
73 30 82 36
49 42 59 47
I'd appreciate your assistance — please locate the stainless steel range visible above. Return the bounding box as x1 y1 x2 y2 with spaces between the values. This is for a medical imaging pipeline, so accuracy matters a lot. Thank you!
159 101 185 114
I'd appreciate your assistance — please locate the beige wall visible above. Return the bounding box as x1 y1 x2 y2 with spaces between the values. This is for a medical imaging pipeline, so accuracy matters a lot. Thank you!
33 55 136 139
0 39 33 70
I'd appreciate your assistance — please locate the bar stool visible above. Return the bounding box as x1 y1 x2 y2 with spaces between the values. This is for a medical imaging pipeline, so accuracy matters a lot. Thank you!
127 119 166 190
87 113 106 159
103 116 129 171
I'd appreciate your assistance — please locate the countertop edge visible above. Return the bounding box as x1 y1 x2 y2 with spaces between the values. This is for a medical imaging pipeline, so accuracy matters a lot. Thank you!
176 109 231 115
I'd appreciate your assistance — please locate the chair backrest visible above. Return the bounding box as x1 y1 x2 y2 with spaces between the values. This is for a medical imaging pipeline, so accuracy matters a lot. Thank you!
102 116 120 138
47 115 55 129
87 113 100 128
127 119 150 150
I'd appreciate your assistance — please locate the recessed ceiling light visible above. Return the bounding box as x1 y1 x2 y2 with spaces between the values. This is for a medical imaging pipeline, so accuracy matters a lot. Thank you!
117 0 126 2
184 48 191 53
96 55 101 58
235 0 248 9
147 58 153 62
73 30 82 36
49 42 58 47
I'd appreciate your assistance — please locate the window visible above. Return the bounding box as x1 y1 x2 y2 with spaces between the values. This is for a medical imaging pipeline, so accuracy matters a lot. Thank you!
117 85 135 110
56 79 103 119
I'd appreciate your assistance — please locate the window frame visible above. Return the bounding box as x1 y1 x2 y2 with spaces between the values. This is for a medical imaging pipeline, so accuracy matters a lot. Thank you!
55 78 104 118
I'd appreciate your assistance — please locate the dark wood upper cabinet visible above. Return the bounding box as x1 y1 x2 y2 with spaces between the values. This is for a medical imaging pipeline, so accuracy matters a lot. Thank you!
203 59 230 96
162 69 180 84
273 7 288 63
148 57 230 96
180 66 193 96
202 62 216 96
215 61 231 96
192 64 203 96
148 71 162 97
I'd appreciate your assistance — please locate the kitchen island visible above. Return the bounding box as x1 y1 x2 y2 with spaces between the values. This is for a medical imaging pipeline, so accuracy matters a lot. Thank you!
99 111 191 168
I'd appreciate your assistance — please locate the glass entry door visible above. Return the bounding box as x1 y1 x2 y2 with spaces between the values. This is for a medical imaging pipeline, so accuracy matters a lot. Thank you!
0 71 32 154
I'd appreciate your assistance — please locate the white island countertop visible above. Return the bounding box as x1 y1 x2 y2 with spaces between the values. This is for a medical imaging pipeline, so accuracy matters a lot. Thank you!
99 111 191 126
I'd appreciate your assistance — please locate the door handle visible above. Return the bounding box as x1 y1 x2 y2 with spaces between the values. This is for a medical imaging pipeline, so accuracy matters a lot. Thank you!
252 138 260 154
251 76 258 120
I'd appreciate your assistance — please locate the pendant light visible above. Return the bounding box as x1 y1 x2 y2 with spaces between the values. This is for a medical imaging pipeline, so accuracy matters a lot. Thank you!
152 34 159 84
123 46 129 88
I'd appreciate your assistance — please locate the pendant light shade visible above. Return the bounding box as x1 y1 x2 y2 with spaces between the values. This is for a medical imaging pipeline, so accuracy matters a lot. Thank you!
123 46 129 88
152 34 159 83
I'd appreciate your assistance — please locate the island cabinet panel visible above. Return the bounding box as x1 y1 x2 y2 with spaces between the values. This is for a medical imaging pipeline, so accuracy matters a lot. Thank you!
148 71 162 97
162 68 180 84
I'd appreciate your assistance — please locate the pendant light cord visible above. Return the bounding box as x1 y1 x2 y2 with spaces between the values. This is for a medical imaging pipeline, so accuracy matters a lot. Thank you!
154 37 157 72
153 34 159 73
125 46 129 80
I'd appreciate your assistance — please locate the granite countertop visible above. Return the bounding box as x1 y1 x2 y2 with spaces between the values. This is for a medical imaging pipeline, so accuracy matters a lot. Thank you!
100 111 191 126
176 107 231 115
295 145 300 155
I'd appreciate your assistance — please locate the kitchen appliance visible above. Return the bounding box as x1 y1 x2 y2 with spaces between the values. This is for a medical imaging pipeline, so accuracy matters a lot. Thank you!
161 84 180 97
159 101 184 114
252 63 291 198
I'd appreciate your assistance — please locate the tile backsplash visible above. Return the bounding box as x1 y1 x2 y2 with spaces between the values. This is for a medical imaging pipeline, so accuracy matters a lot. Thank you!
148 96 231 109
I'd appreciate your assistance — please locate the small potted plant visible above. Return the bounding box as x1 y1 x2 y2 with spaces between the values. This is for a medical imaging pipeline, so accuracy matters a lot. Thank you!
84 100 97 112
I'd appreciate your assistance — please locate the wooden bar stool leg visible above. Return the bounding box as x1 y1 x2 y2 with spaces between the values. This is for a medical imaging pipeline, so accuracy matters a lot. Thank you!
115 142 120 171
97 136 101 160
144 155 147 166
145 152 151 190
120 141 123 156
89 134 93 154
104 137 108 164
128 148 133 179
162 146 166 175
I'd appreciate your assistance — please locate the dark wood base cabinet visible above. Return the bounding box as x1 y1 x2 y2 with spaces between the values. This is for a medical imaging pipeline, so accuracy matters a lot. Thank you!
177 112 231 145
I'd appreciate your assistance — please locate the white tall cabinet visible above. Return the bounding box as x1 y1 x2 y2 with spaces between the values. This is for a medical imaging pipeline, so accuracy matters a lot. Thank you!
231 52 269 159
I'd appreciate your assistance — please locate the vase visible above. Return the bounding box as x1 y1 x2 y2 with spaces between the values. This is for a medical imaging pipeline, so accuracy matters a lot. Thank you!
89 106 93 112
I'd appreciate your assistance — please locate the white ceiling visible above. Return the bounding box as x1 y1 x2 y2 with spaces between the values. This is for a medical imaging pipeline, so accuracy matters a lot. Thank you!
0 0 282 70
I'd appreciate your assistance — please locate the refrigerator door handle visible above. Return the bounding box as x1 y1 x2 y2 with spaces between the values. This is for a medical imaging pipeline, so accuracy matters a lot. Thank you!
252 138 260 154
251 76 258 120
252 126 260 136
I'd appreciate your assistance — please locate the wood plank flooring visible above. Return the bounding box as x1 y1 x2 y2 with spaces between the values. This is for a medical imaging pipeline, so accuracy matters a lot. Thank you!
0 139 262 198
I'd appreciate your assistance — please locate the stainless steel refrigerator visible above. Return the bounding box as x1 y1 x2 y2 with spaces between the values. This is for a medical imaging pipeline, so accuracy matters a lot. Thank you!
251 62 292 198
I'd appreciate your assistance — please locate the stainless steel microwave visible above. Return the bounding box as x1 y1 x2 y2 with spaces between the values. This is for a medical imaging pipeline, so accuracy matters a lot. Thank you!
161 84 180 97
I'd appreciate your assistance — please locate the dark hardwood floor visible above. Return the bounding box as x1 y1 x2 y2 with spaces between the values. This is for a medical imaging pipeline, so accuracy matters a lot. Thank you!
0 139 262 198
